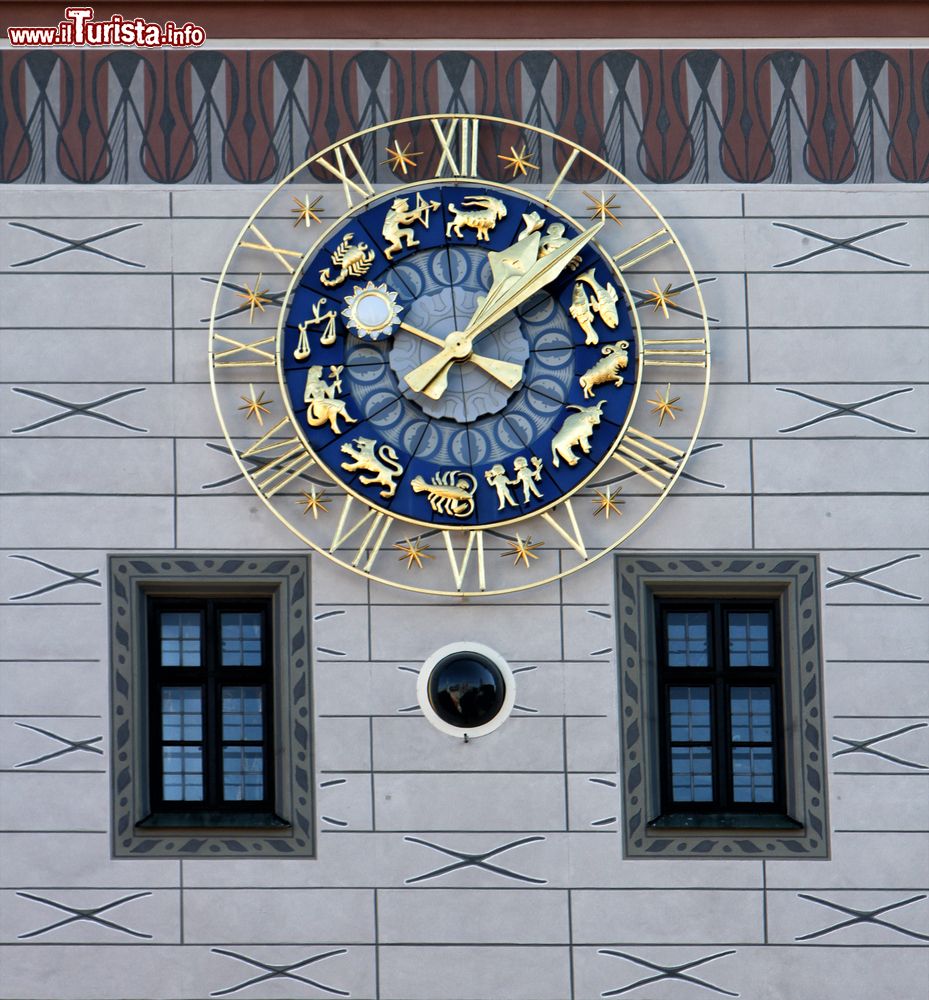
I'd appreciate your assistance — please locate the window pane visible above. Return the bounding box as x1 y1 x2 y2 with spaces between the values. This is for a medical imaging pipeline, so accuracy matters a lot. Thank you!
669 686 711 742
729 612 771 667
160 612 201 667
223 747 264 801
732 747 775 802
221 612 263 666
666 611 709 667
163 746 203 800
730 687 773 742
671 747 713 802
222 686 264 741
161 688 202 741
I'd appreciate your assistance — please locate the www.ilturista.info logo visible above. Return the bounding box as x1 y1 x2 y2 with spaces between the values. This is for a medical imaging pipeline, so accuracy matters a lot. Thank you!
7 6 206 47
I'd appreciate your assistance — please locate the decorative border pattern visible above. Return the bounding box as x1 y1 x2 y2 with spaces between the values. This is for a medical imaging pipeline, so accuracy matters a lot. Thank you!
2 48 926 184
616 553 829 859
109 553 314 858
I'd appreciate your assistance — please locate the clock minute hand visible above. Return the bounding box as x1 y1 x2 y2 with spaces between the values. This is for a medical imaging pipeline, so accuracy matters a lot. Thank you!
462 220 604 341
404 221 604 399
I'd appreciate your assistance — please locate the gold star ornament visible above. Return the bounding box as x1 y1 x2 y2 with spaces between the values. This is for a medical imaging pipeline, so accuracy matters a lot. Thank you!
583 190 622 225
503 532 543 568
643 278 680 319
290 194 323 228
648 383 682 426
394 537 433 570
237 273 272 323
498 144 539 178
592 485 625 519
238 385 271 424
296 487 329 519
383 141 422 176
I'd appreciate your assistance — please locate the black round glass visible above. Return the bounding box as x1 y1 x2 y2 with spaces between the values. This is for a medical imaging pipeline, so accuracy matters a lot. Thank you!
427 653 507 730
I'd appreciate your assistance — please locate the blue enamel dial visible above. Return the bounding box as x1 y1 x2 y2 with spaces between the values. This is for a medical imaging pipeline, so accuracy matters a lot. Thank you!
280 183 638 530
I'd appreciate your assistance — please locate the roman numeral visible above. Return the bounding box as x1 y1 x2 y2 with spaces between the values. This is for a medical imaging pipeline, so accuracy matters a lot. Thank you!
240 417 316 497
613 227 675 271
432 117 481 177
316 142 375 207
612 426 685 489
540 499 588 560
212 333 276 368
442 529 486 592
642 338 709 368
329 496 391 572
545 148 579 200
237 224 303 273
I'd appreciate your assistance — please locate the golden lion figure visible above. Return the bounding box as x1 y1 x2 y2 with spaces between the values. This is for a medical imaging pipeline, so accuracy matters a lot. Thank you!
340 437 404 498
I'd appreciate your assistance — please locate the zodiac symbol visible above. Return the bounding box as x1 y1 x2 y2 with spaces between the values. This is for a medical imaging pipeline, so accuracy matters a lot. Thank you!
411 469 478 518
569 269 620 345
579 342 630 399
520 212 583 268
382 193 440 260
319 233 375 287
303 364 357 434
294 298 337 360
340 437 404 498
445 196 508 241
551 400 606 468
484 456 544 509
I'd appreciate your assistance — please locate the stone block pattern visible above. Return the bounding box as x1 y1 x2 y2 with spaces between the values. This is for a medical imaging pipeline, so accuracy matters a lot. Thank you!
1 177 927 998
1 48 928 184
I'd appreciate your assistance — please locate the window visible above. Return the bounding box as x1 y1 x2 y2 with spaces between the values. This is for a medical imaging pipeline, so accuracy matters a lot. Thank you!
617 554 829 859
109 555 314 858
147 598 274 820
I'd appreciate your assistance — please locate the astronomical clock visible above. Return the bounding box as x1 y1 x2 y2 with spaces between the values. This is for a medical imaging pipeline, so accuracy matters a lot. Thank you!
209 115 711 596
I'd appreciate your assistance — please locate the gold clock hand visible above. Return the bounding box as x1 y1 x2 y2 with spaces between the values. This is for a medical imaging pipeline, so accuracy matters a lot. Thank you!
398 322 524 392
404 221 604 399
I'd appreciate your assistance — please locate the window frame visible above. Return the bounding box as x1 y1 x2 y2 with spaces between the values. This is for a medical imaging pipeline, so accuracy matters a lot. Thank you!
616 553 829 859
655 598 787 818
146 595 275 818
109 554 314 858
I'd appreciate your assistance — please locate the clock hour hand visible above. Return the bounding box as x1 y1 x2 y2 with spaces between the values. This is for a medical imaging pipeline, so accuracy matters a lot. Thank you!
404 221 603 399
398 322 524 392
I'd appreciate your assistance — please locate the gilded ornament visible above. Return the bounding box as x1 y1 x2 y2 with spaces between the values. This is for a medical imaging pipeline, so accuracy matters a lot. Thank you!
383 141 422 176
303 365 356 434
382 193 440 259
648 384 682 425
644 278 679 318
485 456 544 510
294 297 337 360
395 537 433 569
290 194 323 228
551 401 606 468
591 485 624 519
569 269 620 345
445 196 507 241
297 487 329 519
583 190 622 225
411 470 478 518
319 233 375 287
497 144 540 177
579 342 630 399
237 273 272 323
504 532 543 567
238 386 272 424
341 283 402 340
340 437 403 498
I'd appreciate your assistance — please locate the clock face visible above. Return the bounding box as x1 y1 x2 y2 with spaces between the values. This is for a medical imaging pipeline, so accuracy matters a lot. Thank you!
279 183 637 530
209 115 711 596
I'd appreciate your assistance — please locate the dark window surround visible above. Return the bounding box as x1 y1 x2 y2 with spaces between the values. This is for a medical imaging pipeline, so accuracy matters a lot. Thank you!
617 553 829 859
109 554 314 858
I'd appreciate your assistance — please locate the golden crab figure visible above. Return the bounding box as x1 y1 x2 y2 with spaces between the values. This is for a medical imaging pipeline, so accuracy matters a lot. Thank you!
341 282 403 341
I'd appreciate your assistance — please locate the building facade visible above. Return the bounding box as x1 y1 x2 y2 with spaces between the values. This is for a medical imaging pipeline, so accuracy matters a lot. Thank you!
1 4 927 998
